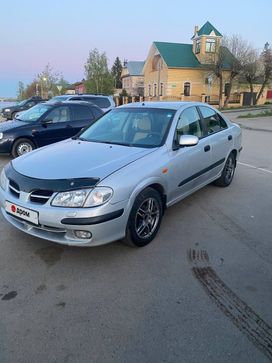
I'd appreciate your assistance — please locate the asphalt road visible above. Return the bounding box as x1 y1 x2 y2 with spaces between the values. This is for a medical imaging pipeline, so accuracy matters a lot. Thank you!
0 115 272 363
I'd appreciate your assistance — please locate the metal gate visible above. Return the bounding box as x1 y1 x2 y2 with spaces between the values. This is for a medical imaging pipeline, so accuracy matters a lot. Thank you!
243 92 257 106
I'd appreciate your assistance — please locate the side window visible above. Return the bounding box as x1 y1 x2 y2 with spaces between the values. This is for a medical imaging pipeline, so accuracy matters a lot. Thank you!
46 106 71 123
84 97 110 108
175 107 203 141
217 113 228 129
199 106 226 134
92 107 103 119
72 105 95 121
27 101 35 108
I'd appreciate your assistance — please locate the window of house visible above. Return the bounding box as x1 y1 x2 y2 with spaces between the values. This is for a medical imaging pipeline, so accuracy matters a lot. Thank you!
154 84 157 97
184 82 191 96
160 83 163 96
195 40 201 54
205 38 216 53
175 107 204 142
224 83 231 97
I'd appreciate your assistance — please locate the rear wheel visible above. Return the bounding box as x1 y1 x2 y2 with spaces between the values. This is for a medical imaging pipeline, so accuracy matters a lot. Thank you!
213 152 236 187
12 138 35 158
123 187 163 247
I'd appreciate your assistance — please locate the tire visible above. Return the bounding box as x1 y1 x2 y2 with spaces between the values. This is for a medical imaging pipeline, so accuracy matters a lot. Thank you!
123 187 163 247
213 152 236 187
12 138 35 158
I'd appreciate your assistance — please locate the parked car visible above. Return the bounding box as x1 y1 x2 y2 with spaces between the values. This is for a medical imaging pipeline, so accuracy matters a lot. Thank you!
1 96 46 120
0 101 103 157
0 102 242 247
50 94 115 112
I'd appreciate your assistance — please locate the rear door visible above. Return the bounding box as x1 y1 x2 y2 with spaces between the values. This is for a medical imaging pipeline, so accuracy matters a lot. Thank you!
198 106 233 179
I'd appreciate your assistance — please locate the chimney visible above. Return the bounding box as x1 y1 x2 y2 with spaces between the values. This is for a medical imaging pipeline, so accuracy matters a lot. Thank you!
194 26 199 36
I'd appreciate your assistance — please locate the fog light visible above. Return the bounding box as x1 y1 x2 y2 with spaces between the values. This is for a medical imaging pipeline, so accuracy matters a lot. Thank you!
74 230 92 239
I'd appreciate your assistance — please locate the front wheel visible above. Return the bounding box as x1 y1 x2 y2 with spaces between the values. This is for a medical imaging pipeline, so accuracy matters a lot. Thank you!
12 138 35 158
213 152 236 187
124 187 163 247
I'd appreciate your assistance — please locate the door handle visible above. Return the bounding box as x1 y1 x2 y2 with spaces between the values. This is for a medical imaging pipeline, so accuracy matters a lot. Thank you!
228 135 233 141
204 145 210 152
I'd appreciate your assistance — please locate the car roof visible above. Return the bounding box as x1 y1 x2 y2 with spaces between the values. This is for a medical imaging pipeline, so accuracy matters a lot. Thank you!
54 94 111 99
118 101 211 111
42 100 102 109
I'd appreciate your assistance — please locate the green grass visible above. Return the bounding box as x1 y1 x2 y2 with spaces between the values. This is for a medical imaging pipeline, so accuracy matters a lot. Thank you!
237 110 272 118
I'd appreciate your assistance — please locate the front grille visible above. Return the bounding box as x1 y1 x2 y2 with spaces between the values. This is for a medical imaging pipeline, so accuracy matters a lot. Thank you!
9 179 20 198
30 190 54 205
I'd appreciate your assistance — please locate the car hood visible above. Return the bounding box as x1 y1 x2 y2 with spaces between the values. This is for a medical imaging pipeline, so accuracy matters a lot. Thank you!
0 119 28 131
2 105 17 111
12 139 156 181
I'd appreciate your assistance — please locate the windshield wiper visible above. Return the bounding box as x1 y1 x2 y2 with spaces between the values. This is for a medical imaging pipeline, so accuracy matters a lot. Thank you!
101 141 132 146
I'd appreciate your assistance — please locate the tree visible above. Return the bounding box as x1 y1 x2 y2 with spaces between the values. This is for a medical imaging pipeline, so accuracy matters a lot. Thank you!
17 81 25 100
85 48 114 95
208 45 228 108
111 57 123 89
241 49 260 105
221 35 254 107
256 42 272 103
23 80 39 98
37 63 61 98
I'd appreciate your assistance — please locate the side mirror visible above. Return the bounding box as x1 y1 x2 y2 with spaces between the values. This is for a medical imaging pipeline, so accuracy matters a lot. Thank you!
179 135 199 147
42 119 53 125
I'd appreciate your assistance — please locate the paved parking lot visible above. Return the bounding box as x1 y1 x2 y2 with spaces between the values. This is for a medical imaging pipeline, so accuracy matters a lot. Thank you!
0 114 272 363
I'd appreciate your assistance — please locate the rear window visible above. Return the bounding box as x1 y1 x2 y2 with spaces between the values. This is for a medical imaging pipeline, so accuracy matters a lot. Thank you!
84 97 110 108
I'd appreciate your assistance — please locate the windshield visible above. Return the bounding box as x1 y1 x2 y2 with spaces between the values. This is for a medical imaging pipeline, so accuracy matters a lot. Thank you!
17 100 27 106
79 108 176 148
17 104 52 122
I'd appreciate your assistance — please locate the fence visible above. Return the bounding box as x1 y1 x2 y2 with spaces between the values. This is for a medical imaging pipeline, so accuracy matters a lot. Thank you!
113 93 242 108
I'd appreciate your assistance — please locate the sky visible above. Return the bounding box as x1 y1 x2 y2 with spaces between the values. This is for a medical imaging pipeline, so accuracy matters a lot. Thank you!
0 0 271 97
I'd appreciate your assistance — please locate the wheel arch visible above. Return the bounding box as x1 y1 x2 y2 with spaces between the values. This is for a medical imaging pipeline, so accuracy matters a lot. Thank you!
12 136 38 149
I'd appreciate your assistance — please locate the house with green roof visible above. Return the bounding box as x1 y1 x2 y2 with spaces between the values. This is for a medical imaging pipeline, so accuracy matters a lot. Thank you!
143 21 233 103
121 61 145 96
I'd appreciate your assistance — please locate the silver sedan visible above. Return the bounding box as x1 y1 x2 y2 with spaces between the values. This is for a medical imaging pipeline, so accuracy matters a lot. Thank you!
0 102 242 247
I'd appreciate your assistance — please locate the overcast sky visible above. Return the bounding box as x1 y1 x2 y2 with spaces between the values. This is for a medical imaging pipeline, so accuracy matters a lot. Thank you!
0 0 271 97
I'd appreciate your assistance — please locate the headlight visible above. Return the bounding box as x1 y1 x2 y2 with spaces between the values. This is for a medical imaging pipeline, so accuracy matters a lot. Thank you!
4 108 10 112
0 133 3 140
51 187 113 208
51 188 91 207
0 169 8 191
85 187 113 207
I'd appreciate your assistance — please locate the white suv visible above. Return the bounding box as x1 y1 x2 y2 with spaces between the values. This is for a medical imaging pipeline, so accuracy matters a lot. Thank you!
51 94 115 112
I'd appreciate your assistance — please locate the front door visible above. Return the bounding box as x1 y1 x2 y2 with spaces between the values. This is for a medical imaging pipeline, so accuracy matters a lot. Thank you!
33 105 73 147
167 106 212 204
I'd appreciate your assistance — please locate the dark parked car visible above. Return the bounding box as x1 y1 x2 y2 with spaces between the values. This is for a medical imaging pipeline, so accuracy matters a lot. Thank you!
0 101 104 157
1 96 46 120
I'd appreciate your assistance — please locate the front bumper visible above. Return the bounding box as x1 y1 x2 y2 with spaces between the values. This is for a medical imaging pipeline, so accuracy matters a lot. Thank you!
0 187 129 247
0 138 12 154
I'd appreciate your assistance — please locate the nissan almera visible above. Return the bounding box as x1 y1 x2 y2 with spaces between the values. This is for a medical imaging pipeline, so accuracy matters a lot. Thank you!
0 102 242 247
